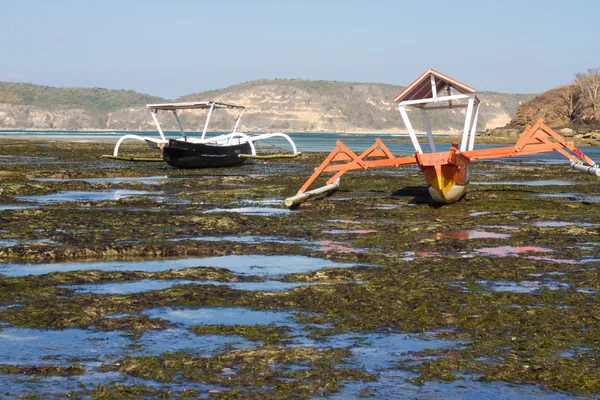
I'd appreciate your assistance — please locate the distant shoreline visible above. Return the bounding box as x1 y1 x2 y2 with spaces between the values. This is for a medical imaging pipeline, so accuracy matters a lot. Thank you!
0 128 454 135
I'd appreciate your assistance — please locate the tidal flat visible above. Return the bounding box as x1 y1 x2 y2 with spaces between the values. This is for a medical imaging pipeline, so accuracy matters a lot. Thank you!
0 138 598 398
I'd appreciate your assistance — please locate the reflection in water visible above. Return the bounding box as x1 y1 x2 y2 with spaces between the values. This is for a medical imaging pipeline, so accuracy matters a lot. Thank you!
328 219 364 225
0 239 20 247
476 246 581 264
533 221 599 227
17 190 161 203
0 204 38 211
145 307 293 327
0 239 55 247
477 280 570 293
0 255 354 277
31 176 168 185
476 246 553 257
203 207 290 216
469 211 490 217
370 204 408 210
318 240 364 254
400 251 470 260
435 230 512 240
322 229 378 234
63 279 310 295
526 255 578 265
402 245 588 265
533 193 600 203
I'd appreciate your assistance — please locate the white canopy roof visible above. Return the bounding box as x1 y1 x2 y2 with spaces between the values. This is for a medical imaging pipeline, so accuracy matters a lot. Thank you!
394 69 479 106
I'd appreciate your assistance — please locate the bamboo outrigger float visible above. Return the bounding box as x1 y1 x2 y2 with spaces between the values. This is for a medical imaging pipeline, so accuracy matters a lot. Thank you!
103 101 300 168
285 69 598 207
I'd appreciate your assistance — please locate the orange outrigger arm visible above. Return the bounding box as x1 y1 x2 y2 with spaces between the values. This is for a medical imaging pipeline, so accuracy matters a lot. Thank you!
288 119 596 207
296 138 417 194
461 119 596 165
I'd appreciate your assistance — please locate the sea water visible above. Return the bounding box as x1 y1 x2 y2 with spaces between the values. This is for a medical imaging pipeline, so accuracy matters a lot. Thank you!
3 129 600 162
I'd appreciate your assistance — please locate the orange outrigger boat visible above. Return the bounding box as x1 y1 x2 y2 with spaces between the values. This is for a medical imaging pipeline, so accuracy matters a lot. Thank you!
285 69 599 207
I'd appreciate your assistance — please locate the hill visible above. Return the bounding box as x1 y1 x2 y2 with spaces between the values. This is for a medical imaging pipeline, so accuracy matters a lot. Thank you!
0 82 165 129
508 85 600 130
0 80 534 133
485 69 600 141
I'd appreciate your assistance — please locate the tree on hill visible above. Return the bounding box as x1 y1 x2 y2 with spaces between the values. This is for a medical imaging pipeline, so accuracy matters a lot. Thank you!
575 68 600 111
557 84 579 122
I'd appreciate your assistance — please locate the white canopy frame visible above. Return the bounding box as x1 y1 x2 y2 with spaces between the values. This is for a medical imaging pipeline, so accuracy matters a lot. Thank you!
111 101 299 157
394 70 481 154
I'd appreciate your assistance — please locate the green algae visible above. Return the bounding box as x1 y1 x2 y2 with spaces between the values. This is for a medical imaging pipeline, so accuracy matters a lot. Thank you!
404 345 600 393
1 139 600 395
189 324 292 344
29 267 255 285
89 384 200 399
0 284 252 330
0 277 70 306
0 364 84 376
93 315 173 333
101 346 374 398
0 267 257 307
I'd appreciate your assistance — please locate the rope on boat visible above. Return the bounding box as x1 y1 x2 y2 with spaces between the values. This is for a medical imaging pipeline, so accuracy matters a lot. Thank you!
238 153 302 160
101 155 165 162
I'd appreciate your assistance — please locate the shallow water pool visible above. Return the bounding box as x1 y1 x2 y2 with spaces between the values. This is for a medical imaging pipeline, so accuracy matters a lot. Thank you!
0 254 355 277
17 189 161 203
63 279 311 295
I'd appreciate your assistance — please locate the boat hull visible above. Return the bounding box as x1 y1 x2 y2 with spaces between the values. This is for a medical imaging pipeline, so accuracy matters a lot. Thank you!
162 139 252 169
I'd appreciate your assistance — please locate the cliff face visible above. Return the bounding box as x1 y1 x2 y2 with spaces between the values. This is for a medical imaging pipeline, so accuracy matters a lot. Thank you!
0 103 98 130
0 80 534 133
175 81 533 133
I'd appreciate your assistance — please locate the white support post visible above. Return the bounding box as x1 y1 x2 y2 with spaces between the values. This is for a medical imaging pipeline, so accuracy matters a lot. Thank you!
420 109 436 153
201 102 216 140
150 110 166 141
399 105 423 154
172 110 186 139
430 75 437 102
232 109 244 134
460 95 475 151
467 102 481 151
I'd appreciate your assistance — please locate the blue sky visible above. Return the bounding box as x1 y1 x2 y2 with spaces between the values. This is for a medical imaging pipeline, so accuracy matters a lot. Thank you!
1 0 598 98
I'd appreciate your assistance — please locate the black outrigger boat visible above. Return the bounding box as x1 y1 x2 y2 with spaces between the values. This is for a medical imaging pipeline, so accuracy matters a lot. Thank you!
104 101 299 168
162 139 252 168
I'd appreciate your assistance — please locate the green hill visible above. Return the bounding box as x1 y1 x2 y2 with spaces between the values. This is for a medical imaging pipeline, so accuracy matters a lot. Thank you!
0 82 165 129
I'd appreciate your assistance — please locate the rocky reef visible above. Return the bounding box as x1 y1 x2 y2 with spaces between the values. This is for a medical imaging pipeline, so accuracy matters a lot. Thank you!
0 138 598 397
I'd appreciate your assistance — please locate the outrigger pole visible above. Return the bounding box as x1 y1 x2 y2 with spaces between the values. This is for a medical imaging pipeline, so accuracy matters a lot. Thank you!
285 179 340 208
285 69 598 208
